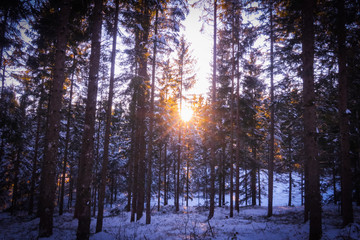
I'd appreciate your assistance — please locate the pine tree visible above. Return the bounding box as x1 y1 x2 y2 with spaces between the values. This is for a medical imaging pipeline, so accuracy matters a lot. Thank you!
96 0 120 232
76 0 103 238
38 0 72 237
301 0 322 238
337 0 353 226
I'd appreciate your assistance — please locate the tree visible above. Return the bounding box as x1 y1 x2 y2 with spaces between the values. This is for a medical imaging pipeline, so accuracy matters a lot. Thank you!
173 36 196 212
208 0 217 220
96 0 120 232
76 0 103 238
337 0 353 226
146 4 158 225
267 0 275 218
38 0 72 237
301 0 322 238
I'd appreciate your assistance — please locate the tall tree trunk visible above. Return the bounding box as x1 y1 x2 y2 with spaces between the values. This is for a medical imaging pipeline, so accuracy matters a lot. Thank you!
235 69 240 212
218 144 224 207
288 171 292 206
258 168 261 206
251 148 257 206
229 12 235 215
146 7 158 224
301 170 304 206
59 68 75 216
127 149 133 212
29 78 45 215
301 0 322 238
267 0 275 217
11 150 20 214
135 3 150 221
128 95 136 216
38 0 71 237
176 122 182 212
186 135 190 208
164 142 168 206
76 0 103 238
68 161 74 209
337 0 353 227
96 0 119 232
158 145 162 211
176 38 184 213
208 0 217 220
91 99 102 218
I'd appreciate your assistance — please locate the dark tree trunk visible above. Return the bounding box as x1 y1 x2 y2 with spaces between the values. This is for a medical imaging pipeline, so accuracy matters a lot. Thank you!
301 170 304 206
301 0 322 238
38 0 71 237
176 124 182 212
76 0 103 238
235 71 240 212
164 142 168 206
218 144 224 207
59 69 74 216
267 0 275 218
229 9 235 216
288 171 292 207
158 145 162 211
12 87 30 206
208 0 217 220
146 7 158 224
258 168 261 206
134 3 150 221
68 160 74 209
96 0 119 232
29 79 45 215
245 168 248 206
337 0 353 227
186 140 190 208
11 151 20 214
92 104 102 218
251 148 257 206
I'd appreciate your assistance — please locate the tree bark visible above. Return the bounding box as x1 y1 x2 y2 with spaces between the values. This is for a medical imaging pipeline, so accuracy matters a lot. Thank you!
59 66 75 216
251 148 257 206
164 142 168 206
208 0 217 220
134 3 150 221
229 9 235 216
38 0 71 237
337 0 353 226
301 0 322 238
28 78 45 215
235 68 240 212
76 0 103 238
267 0 275 217
96 0 119 232
146 7 158 224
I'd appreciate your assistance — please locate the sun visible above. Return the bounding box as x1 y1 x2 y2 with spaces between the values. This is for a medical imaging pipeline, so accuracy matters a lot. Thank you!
180 106 193 122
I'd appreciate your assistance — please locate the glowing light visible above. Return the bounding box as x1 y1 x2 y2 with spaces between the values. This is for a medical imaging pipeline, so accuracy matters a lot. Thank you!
180 106 193 122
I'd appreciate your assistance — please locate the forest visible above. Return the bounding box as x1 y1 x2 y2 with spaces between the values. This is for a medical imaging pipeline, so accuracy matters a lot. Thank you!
0 0 360 239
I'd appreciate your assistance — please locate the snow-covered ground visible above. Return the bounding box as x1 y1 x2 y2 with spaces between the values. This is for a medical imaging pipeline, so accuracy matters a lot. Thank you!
0 204 359 240
0 172 359 240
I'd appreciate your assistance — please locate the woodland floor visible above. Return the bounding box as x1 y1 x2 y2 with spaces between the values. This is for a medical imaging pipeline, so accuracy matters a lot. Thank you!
0 203 359 240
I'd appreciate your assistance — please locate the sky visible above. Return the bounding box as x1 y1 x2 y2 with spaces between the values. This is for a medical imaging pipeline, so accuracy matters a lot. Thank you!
181 4 213 98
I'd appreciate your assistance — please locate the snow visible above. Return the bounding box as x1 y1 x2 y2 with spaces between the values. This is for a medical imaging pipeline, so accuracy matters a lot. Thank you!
1 204 359 240
1 173 359 239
